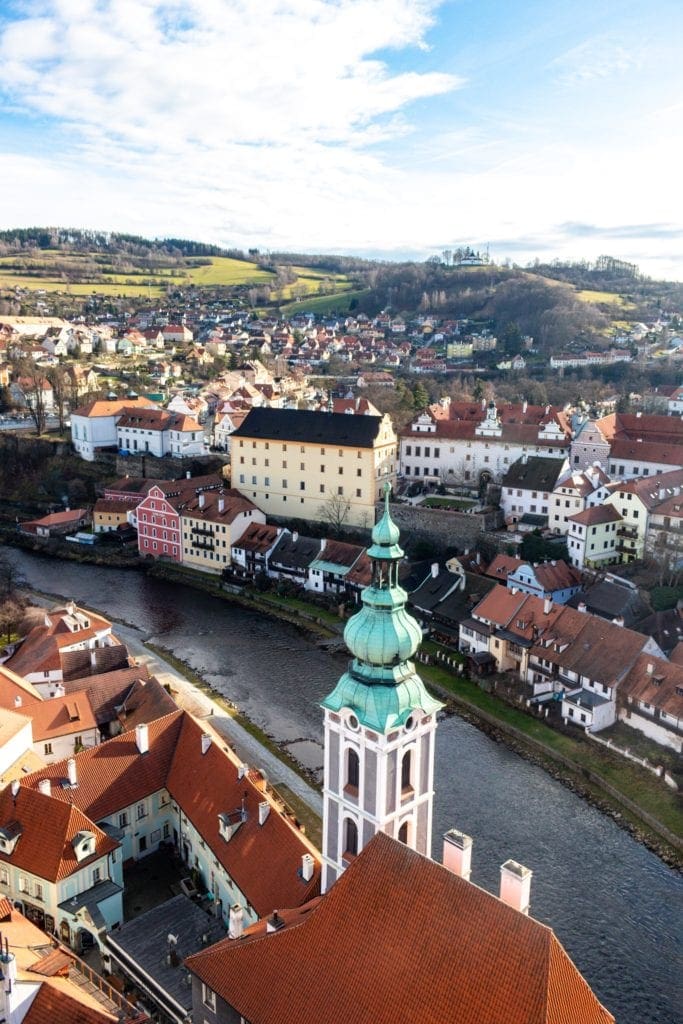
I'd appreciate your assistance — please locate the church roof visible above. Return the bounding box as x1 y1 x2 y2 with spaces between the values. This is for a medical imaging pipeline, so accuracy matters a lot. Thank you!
187 832 614 1024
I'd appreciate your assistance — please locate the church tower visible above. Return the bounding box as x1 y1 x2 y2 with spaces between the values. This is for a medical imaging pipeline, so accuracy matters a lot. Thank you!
321 485 443 892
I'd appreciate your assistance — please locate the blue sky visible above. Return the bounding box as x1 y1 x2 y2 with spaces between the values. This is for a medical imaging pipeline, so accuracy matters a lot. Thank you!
1 0 682 279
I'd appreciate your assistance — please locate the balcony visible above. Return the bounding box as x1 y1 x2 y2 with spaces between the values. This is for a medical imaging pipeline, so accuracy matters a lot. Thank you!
192 526 215 537
619 525 638 539
192 540 215 551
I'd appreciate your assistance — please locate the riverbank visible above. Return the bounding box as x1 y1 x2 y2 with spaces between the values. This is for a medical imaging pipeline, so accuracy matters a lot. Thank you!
7 545 682 869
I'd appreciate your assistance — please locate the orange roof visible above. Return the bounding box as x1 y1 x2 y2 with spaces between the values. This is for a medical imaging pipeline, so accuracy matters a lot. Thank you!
187 833 613 1024
71 397 157 418
568 506 622 526
24 981 117 1024
619 653 683 719
24 711 184 822
0 787 116 882
165 715 320 918
24 711 319 917
0 665 42 709
23 690 97 740
180 488 260 526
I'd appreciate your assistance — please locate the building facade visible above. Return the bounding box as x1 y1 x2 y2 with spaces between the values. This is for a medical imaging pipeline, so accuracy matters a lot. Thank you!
230 408 397 529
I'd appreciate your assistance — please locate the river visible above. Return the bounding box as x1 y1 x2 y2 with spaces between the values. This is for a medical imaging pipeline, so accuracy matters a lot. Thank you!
4 548 681 1024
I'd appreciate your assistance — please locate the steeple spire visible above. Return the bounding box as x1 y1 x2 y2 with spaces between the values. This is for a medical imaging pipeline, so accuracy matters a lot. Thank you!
321 484 443 891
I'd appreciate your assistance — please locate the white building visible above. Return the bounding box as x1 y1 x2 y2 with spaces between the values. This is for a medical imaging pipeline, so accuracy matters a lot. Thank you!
400 399 570 490
70 397 158 461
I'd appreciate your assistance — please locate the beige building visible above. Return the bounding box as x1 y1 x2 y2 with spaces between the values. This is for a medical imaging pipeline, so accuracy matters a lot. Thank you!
180 488 265 574
230 408 397 528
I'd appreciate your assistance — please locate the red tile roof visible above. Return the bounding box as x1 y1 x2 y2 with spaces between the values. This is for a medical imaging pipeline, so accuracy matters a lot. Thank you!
619 653 683 719
23 690 97 740
165 715 320 917
24 711 184 821
24 711 320 917
568 505 622 526
0 787 117 882
187 833 613 1024
23 983 117 1024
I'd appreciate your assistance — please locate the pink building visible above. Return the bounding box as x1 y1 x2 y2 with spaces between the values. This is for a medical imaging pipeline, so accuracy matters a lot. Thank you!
136 474 223 562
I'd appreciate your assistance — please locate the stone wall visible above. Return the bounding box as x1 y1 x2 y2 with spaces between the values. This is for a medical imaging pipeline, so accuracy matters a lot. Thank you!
383 502 503 552
109 452 229 480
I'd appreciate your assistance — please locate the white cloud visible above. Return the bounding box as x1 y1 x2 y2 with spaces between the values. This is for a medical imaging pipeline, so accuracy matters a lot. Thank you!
550 35 642 86
0 2 682 280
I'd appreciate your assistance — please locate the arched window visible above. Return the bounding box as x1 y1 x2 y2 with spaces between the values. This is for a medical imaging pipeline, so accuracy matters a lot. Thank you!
346 749 359 791
398 821 409 845
343 819 358 858
401 750 413 792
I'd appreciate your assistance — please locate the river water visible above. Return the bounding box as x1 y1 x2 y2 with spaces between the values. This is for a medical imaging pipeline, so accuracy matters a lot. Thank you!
4 548 681 1023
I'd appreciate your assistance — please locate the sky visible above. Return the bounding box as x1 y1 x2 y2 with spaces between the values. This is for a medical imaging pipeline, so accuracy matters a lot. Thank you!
0 0 682 279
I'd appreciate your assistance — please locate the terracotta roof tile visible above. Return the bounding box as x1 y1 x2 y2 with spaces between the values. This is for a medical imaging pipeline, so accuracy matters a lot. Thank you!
0 787 117 882
23 690 97 740
23 983 117 1024
166 715 320 918
24 711 184 821
187 833 613 1024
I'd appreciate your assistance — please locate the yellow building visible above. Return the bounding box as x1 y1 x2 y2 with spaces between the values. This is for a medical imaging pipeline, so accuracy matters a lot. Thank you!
231 408 397 528
180 488 265 574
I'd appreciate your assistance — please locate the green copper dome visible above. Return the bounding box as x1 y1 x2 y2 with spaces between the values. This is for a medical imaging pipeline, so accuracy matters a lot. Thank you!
367 482 403 561
321 482 444 733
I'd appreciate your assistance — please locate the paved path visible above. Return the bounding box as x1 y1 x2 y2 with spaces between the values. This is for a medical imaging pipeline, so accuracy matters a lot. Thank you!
25 594 323 817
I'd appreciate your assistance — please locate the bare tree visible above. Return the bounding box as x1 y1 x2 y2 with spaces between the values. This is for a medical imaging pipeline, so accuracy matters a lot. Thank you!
47 365 69 431
319 493 351 535
11 357 49 434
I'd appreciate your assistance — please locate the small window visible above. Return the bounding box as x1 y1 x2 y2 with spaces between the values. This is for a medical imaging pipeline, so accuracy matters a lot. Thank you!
343 818 358 858
203 984 216 1011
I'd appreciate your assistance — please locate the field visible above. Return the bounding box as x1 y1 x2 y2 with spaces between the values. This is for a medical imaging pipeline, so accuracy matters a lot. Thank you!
577 289 636 309
0 251 360 306
278 288 369 315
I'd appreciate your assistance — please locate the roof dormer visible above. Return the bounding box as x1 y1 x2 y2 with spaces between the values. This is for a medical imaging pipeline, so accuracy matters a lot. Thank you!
0 822 22 856
72 830 96 862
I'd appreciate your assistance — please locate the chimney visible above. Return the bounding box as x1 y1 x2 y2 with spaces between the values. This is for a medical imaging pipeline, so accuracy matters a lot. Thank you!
266 911 285 933
499 859 532 915
238 762 248 780
658 487 666 500
10 780 19 799
66 600 76 616
201 733 212 755
292 531 299 544
67 758 78 787
431 562 439 578
135 723 149 755
442 829 473 881
301 853 315 882
258 801 270 825
521 453 528 464
228 904 244 939
13 695 21 708
543 596 552 615
646 662 654 675
475 551 481 565
38 778 51 797
612 615 624 627
218 497 225 514
186 470 191 479
54 683 65 698
577 601 587 613
198 493 205 509
522 399 528 414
